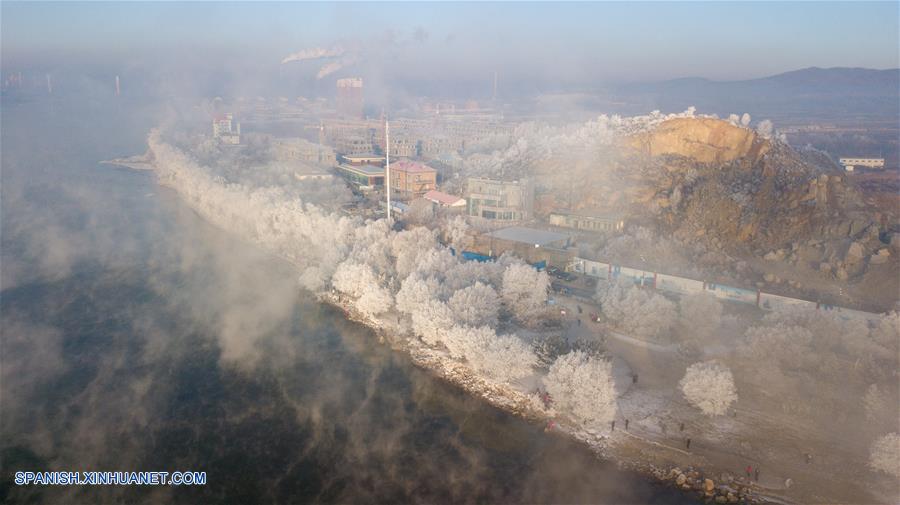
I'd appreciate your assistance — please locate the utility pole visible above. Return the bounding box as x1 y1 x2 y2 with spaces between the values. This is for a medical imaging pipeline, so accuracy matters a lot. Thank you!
385 119 392 225
493 71 498 102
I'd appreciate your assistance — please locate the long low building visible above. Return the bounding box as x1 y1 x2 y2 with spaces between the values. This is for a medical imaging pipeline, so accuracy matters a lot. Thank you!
471 226 573 264
336 163 384 190
839 157 885 171
548 211 625 233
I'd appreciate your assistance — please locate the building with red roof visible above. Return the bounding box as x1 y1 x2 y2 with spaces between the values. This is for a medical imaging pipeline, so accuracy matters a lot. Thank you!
423 190 466 208
390 159 437 199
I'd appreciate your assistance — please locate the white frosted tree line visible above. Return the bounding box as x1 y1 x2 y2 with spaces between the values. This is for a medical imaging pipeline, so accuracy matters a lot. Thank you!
155 129 546 375
679 361 737 416
741 308 897 384
544 351 617 426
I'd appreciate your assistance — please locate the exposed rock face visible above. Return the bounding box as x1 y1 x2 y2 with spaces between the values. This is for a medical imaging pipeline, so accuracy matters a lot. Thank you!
626 117 770 164
534 116 896 307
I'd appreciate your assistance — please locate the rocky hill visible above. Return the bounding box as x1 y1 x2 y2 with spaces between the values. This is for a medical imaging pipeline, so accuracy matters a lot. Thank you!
535 116 898 310
625 117 769 164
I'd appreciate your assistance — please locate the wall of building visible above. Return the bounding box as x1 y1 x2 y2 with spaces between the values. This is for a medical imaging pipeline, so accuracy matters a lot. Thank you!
548 213 625 232
391 169 436 199
572 256 880 323
466 178 534 221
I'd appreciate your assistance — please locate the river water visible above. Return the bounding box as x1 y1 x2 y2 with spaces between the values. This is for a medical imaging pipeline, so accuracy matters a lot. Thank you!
0 96 694 504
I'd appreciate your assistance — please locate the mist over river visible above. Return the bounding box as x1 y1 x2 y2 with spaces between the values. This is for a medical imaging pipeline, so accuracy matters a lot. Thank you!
1 96 693 504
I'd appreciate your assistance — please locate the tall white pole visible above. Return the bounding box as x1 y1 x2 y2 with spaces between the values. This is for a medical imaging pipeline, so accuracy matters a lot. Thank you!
385 119 391 225
493 71 498 101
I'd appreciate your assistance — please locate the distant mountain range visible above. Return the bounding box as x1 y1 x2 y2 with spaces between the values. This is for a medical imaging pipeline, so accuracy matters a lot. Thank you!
614 67 900 120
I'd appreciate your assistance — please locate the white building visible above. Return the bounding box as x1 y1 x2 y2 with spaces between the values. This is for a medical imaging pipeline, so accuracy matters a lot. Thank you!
212 113 241 144
839 157 884 172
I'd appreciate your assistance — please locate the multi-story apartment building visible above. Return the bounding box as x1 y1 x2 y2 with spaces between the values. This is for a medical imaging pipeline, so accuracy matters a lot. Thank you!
390 160 437 200
466 177 534 221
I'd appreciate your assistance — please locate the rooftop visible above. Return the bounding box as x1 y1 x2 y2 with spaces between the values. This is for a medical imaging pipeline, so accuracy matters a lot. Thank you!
392 159 436 174
423 190 465 206
338 163 384 176
485 226 571 246
342 154 385 162
550 209 625 220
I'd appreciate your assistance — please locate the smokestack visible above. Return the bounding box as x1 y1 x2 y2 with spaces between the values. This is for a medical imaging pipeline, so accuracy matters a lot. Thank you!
46 74 52 95
115 75 120 97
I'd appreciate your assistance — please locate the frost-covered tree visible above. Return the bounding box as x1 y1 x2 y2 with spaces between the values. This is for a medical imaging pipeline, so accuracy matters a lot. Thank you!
411 299 455 347
863 384 890 422
501 263 549 322
679 360 737 416
740 113 751 127
395 274 440 316
444 260 496 292
413 247 457 280
742 323 814 370
869 432 900 479
356 285 393 317
391 227 437 280
332 261 379 298
678 292 722 341
404 198 434 225
597 279 677 341
544 351 617 426
443 325 536 382
871 311 900 351
474 332 537 382
446 215 470 252
332 260 392 317
756 119 774 139
448 282 500 327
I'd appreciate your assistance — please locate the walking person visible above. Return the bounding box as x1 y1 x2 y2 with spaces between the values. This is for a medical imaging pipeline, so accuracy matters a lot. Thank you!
805 453 812 464
754 468 760 482
679 422 684 432
685 438 691 450
625 419 629 430
632 373 638 384
611 420 616 431
745 465 752 479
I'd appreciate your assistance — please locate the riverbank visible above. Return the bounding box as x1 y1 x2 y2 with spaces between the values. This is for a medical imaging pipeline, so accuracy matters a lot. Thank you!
318 291 781 505
143 134 892 505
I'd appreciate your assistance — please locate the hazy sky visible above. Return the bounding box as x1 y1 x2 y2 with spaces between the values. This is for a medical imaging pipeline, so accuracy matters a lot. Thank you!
3 2 898 83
